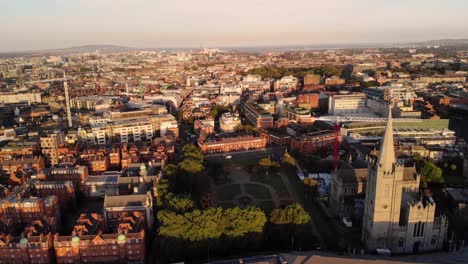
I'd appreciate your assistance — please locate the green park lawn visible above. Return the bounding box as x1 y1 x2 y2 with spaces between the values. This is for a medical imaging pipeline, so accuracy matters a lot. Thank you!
245 183 272 200
216 184 242 201
250 172 289 198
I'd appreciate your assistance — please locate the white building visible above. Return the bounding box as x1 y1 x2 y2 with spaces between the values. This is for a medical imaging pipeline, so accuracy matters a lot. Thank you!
219 112 241 133
0 92 42 104
328 93 368 115
243 74 262 83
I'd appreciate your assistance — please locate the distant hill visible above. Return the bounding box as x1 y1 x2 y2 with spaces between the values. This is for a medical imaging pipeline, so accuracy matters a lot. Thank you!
0 45 132 58
1 39 468 58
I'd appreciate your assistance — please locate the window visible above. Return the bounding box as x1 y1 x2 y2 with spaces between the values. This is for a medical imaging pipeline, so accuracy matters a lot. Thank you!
398 238 404 247
431 235 437 245
384 184 390 197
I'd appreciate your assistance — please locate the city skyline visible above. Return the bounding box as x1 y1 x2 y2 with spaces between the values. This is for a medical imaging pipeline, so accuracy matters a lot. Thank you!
1 0 468 52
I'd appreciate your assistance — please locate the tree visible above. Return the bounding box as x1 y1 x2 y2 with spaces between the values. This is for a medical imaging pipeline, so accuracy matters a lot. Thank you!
420 161 444 185
269 203 311 225
210 109 218 119
158 207 266 241
167 195 195 213
156 179 171 208
182 145 204 163
259 158 273 168
450 164 457 172
163 164 178 177
283 152 296 167
179 158 204 175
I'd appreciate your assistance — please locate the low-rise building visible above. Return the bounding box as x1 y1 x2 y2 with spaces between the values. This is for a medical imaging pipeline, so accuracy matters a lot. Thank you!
54 213 146 264
44 166 89 187
0 218 56 264
304 74 321 85
219 112 241 133
103 192 154 231
198 132 267 154
194 118 215 135
242 102 274 128
33 181 76 209
290 130 339 154
282 106 313 124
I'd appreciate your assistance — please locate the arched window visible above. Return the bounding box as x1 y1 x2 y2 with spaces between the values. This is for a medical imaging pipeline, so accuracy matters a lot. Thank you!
431 235 437 245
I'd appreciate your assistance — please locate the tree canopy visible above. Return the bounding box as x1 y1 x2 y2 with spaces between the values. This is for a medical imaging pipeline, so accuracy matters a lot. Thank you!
269 203 311 225
158 207 267 241
258 158 280 170
282 152 296 167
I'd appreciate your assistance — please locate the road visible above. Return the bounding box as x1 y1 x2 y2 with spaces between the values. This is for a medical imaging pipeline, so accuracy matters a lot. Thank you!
204 146 287 162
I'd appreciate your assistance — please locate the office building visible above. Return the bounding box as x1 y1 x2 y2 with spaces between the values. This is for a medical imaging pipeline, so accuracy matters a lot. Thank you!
328 94 367 115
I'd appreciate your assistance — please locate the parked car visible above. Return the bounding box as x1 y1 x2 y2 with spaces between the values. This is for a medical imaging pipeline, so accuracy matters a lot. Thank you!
343 217 352 228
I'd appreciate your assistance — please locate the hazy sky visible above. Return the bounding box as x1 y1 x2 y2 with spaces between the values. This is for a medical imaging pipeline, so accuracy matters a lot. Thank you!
1 0 468 51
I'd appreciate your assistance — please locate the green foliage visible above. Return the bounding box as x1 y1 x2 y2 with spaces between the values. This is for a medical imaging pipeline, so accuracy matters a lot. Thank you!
163 164 178 177
210 105 231 119
182 145 204 163
303 178 318 188
269 203 311 225
245 66 291 79
245 65 344 80
167 195 195 213
179 158 204 175
283 152 296 167
210 109 218 118
451 164 457 171
419 160 444 186
258 158 280 170
156 179 171 208
158 207 267 241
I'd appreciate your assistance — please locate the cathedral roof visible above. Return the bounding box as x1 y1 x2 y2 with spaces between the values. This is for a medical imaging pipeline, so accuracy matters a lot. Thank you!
377 110 395 172
337 167 368 183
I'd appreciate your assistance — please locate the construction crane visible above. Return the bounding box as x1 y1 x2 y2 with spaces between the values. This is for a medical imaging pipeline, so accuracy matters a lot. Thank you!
333 121 340 171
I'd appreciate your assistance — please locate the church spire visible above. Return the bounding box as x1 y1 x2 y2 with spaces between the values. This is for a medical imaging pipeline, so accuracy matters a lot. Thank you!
378 109 395 172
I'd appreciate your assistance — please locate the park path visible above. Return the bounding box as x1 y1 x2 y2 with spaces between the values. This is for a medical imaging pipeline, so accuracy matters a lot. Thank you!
278 172 300 202
213 165 280 207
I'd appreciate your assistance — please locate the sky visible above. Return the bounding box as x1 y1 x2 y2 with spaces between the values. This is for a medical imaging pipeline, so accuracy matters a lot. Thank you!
1 0 468 52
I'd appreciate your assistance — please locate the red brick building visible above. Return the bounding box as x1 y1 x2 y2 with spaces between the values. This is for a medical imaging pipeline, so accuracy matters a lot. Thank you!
0 217 56 264
0 196 59 225
33 181 76 210
198 132 268 153
45 166 89 187
296 93 319 110
54 212 146 264
0 156 45 176
290 130 340 154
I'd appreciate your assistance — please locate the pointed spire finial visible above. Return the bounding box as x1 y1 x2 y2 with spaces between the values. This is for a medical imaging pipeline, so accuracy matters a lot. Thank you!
377 109 395 173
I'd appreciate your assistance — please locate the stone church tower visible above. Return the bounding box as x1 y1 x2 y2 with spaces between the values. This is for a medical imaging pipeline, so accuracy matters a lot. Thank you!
362 111 448 253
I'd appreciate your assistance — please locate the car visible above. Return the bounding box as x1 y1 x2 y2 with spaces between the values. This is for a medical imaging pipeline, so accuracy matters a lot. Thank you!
225 155 232 159
343 216 352 227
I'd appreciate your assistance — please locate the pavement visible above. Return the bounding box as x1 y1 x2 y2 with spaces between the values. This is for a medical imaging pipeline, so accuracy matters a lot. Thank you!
204 146 287 161
208 247 468 264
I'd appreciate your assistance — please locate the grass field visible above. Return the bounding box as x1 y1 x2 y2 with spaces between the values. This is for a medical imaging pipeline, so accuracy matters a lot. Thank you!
217 201 237 208
251 172 289 198
258 200 276 213
245 183 272 200
216 184 242 201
